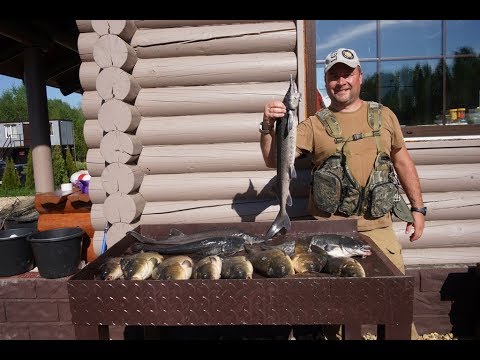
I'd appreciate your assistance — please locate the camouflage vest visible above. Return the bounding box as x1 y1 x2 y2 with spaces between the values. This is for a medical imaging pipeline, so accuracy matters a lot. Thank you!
311 101 409 220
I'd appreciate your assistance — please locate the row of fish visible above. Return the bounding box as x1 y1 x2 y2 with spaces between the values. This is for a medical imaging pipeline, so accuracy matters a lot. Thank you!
97 232 368 280
97 253 253 281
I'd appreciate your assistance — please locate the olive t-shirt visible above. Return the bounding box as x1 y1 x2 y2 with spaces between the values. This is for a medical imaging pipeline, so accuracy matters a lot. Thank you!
296 101 405 231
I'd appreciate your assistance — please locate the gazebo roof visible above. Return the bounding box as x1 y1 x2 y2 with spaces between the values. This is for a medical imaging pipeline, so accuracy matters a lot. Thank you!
0 20 81 96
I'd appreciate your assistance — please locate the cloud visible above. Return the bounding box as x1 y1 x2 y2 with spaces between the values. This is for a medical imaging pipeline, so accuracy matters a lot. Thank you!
316 20 435 56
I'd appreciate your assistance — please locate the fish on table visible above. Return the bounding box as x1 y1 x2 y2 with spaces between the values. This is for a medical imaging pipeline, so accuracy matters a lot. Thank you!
127 228 265 246
245 245 294 278
291 252 328 274
97 257 123 280
307 233 372 258
130 236 253 257
220 256 254 280
324 256 366 278
265 75 302 239
120 252 164 280
151 255 194 280
192 255 222 280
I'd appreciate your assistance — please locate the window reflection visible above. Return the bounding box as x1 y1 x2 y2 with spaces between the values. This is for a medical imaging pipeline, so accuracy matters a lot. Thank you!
380 20 441 57
379 60 440 126
446 20 480 55
316 20 480 126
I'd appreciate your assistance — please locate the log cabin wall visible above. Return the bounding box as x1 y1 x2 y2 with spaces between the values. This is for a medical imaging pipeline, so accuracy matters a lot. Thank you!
78 20 480 268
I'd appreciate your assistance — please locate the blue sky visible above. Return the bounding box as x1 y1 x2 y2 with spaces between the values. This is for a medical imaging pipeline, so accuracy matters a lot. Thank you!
0 74 82 109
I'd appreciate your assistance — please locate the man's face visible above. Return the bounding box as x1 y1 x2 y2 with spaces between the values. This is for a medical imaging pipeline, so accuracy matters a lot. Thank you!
325 63 363 107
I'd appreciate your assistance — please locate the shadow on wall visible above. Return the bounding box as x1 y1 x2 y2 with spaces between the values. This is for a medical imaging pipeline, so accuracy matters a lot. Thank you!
231 179 277 222
440 265 480 338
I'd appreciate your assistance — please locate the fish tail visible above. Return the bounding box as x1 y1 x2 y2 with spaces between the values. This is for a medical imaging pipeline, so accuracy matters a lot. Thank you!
265 212 291 239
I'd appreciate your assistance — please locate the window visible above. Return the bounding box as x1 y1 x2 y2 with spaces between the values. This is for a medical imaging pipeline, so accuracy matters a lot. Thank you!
315 20 480 133
4 124 18 139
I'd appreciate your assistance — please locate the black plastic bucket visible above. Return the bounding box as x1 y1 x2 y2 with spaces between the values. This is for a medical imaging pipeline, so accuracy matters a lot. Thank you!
0 228 37 277
27 227 85 279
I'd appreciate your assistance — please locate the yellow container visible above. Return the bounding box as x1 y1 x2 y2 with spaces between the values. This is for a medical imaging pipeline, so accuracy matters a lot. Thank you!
457 108 466 119
449 108 458 121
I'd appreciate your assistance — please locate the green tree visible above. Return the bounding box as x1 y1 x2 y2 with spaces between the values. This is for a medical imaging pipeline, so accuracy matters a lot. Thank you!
25 149 35 190
51 145 68 188
65 145 77 178
0 83 87 162
0 85 28 122
1 157 21 190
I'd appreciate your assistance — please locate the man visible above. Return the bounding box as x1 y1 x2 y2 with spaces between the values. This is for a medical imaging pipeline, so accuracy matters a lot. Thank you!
260 48 425 339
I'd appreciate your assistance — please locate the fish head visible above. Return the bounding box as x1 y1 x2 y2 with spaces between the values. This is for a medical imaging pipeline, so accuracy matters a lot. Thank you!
284 75 301 111
318 243 371 258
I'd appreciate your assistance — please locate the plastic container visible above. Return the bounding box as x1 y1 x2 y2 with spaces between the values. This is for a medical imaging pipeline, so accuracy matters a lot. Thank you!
0 228 37 277
27 227 85 279
449 108 458 121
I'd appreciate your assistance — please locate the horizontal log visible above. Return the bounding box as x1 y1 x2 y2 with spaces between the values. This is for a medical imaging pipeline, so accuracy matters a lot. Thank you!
83 119 103 148
99 131 142 164
134 20 276 29
136 113 263 145
131 21 296 58
402 246 480 266
106 220 140 248
394 219 480 249
79 61 100 91
92 20 137 42
132 52 297 88
134 82 289 117
413 163 480 192
139 169 312 202
81 91 103 120
93 34 137 71
136 140 480 177
96 67 141 103
102 163 144 194
103 192 145 223
86 148 105 177
140 198 310 225
88 176 107 204
137 142 266 174
76 20 93 33
408 146 480 165
98 99 141 132
77 32 99 62
90 203 107 231
392 191 480 222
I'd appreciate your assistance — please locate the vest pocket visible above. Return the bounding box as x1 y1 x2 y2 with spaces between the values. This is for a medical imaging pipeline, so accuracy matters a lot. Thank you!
338 186 361 216
312 170 342 214
369 182 397 218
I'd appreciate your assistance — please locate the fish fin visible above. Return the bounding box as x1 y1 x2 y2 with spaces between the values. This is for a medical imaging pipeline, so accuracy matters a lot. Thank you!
169 228 184 237
265 213 291 239
290 165 297 179
287 112 294 131
286 193 292 206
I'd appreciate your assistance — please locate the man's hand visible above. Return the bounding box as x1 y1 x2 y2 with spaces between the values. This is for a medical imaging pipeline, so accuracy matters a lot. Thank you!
405 211 425 242
263 101 287 127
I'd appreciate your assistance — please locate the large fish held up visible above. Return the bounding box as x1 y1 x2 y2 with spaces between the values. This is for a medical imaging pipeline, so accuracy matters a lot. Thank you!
265 75 301 239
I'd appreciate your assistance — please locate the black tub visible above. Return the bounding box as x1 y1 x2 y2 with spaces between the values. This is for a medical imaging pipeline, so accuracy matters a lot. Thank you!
0 228 37 277
27 227 85 279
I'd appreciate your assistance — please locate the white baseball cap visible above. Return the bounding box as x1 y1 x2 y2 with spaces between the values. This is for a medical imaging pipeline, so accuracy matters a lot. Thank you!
324 48 361 74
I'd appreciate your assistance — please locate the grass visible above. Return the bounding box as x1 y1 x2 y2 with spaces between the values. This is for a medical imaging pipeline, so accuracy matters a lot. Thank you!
0 187 36 197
